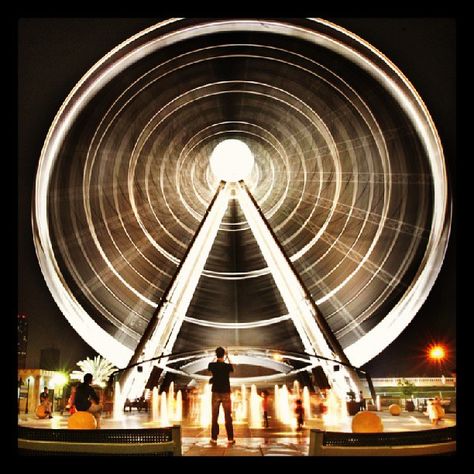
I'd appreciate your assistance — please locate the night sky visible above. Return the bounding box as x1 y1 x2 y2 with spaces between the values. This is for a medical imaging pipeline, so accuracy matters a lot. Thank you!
17 17 456 378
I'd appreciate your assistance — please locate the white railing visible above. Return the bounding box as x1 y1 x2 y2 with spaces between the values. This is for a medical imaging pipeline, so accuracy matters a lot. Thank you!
371 377 455 387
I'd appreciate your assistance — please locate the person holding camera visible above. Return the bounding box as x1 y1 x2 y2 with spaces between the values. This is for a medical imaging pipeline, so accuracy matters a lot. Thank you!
208 347 235 445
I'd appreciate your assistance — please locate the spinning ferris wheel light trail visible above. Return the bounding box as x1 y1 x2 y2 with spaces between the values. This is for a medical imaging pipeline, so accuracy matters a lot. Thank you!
32 18 451 405
118 137 365 401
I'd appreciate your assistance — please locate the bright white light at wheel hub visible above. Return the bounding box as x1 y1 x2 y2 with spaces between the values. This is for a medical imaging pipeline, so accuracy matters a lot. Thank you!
209 139 254 182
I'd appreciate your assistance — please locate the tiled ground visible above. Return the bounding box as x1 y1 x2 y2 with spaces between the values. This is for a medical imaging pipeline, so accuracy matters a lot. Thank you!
18 409 456 456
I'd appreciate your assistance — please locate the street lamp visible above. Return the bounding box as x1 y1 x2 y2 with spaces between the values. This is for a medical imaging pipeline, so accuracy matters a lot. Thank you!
25 377 30 414
50 372 69 412
18 378 22 414
427 344 446 362
426 343 449 401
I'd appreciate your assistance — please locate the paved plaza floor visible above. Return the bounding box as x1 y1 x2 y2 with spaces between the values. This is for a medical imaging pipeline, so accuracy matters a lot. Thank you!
18 409 456 456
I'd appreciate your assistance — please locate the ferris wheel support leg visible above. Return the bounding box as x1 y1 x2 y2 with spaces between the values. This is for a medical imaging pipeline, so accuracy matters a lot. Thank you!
236 181 365 401
117 182 231 403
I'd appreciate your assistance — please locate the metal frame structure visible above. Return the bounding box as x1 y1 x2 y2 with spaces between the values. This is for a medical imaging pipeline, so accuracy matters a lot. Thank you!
118 182 231 401
118 180 365 403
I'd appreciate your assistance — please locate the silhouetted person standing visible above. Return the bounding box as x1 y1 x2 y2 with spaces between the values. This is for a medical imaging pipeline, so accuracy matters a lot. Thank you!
295 399 305 431
208 347 235 445
261 390 269 428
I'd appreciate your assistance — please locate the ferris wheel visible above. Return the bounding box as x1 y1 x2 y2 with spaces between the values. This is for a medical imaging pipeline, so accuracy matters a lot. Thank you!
33 19 451 399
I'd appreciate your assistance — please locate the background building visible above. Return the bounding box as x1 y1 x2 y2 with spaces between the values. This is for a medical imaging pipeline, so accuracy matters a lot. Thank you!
17 314 28 369
18 369 68 414
39 347 60 371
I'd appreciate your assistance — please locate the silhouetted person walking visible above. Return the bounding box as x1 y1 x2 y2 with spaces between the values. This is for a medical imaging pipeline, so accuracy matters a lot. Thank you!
208 347 235 445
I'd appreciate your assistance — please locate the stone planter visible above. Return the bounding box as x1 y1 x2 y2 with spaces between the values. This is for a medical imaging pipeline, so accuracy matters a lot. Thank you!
389 403 401 416
351 411 384 432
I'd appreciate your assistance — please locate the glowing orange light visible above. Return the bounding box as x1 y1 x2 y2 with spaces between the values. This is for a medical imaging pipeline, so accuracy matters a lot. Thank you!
427 344 446 361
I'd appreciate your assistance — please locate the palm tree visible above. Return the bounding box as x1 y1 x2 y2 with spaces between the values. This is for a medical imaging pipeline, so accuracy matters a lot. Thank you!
70 355 117 388
397 378 416 411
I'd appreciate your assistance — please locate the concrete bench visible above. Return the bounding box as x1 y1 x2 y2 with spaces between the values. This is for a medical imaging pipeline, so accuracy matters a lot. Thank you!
309 426 455 456
18 425 182 456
